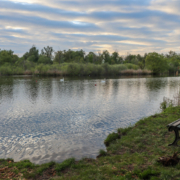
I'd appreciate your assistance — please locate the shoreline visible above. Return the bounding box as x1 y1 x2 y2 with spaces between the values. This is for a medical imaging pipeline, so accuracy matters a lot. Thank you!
0 63 152 77
0 106 180 179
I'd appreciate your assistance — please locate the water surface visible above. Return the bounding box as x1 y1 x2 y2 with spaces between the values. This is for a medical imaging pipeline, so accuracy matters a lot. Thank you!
0 76 179 164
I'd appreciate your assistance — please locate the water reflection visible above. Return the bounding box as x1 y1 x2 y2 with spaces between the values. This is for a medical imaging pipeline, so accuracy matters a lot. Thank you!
0 77 14 102
25 79 39 103
0 76 180 164
145 78 166 91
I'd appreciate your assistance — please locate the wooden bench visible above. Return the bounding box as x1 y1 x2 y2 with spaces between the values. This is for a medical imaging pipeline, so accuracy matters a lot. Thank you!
167 119 180 146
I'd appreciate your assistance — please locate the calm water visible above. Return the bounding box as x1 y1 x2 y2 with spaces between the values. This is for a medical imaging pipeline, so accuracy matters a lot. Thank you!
0 76 180 164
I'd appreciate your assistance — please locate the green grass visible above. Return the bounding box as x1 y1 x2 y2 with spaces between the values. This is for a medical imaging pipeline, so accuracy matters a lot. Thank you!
0 62 152 76
104 132 121 146
55 158 75 175
1 106 180 179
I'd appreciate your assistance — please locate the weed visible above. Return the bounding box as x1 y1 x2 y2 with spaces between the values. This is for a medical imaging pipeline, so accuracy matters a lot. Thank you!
14 160 35 169
98 149 107 157
104 132 120 146
55 158 75 175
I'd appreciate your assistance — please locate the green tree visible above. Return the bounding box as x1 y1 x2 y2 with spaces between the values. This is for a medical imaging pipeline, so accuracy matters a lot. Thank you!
137 54 146 69
145 52 168 73
0 49 18 65
41 46 54 59
23 45 39 62
54 51 64 64
124 54 136 64
85 52 99 64
111 51 119 64
38 55 52 64
167 54 180 74
102 50 111 64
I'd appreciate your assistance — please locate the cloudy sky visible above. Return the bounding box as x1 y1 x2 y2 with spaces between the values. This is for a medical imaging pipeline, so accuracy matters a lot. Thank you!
0 0 180 56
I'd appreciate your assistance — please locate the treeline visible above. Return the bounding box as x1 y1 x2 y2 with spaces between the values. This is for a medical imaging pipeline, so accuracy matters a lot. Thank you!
0 45 179 76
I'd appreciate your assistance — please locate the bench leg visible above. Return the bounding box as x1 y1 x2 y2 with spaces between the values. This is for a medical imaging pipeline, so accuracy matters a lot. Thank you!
168 128 180 147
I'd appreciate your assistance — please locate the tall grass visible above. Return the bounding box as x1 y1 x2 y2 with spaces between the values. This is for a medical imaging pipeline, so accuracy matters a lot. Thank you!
120 69 152 75
124 63 139 70
0 63 152 76
160 91 180 110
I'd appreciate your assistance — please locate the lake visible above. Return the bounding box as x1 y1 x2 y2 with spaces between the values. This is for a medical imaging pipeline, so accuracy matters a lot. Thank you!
0 76 179 164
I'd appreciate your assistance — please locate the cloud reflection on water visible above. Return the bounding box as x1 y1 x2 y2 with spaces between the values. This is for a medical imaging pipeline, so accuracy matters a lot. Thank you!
0 76 180 164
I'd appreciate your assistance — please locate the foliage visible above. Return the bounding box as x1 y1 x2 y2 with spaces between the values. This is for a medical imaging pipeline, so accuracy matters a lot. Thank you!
0 49 17 65
1 46 180 76
23 45 39 63
145 52 168 73
41 46 54 59
124 63 139 70
38 55 52 64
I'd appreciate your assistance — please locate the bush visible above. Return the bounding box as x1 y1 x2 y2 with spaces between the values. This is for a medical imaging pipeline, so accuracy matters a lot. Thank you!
67 63 80 76
124 63 139 70
0 65 13 75
38 55 52 64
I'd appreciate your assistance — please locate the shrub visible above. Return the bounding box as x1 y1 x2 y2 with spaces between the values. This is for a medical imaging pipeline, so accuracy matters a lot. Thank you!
0 65 13 75
124 63 139 70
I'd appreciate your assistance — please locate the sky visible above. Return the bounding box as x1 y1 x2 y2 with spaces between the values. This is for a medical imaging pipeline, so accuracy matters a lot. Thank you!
0 0 180 56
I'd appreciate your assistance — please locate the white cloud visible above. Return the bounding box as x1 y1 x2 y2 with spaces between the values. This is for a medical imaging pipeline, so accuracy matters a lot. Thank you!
0 0 180 55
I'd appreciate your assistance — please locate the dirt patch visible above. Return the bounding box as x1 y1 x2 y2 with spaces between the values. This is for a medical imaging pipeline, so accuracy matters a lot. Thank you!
0 166 23 180
127 164 134 171
157 152 179 166
34 167 56 180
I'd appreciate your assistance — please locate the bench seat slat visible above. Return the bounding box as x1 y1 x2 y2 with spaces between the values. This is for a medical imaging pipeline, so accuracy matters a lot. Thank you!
171 121 180 127
167 119 180 127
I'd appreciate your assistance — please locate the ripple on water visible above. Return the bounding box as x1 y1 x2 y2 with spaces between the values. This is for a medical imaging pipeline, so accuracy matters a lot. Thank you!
0 76 180 164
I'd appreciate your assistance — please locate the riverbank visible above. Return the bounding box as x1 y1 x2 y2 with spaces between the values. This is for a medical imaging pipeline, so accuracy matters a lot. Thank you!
1 106 180 180
0 63 152 76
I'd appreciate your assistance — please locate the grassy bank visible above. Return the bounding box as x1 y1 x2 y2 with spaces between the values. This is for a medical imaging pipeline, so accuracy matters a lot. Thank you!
1 106 180 180
0 63 152 76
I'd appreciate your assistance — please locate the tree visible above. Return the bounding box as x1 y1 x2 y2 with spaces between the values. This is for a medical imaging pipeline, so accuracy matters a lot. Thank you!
102 50 111 64
23 45 39 62
41 46 54 59
38 55 52 64
0 49 18 65
166 50 177 58
124 54 136 64
145 52 168 73
85 52 98 64
137 54 146 69
54 51 64 64
111 51 119 64
167 54 180 74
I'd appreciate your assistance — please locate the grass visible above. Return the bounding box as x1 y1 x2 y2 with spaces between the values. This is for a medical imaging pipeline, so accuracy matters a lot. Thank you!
1 106 180 179
0 63 152 76
104 132 121 146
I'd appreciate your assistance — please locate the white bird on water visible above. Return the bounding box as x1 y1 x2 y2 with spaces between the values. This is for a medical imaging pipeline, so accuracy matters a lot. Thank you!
101 78 106 83
60 77 64 82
